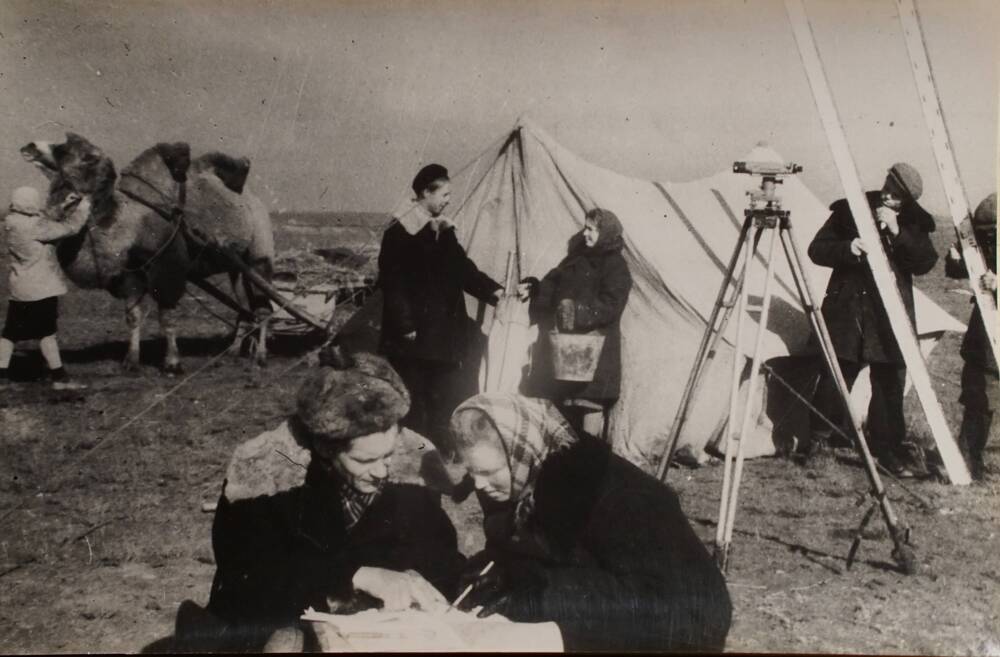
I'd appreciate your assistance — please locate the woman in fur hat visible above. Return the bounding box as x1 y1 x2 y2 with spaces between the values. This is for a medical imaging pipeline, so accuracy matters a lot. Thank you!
199 350 465 652
519 207 633 438
448 393 732 652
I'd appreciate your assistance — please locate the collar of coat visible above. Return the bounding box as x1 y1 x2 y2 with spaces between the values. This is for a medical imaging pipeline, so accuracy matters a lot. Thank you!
394 201 455 236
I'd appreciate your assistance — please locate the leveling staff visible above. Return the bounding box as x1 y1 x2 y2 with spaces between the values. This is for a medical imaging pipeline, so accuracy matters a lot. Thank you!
804 163 938 477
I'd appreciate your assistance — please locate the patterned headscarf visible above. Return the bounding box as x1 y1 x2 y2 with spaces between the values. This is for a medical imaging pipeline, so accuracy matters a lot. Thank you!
451 393 578 521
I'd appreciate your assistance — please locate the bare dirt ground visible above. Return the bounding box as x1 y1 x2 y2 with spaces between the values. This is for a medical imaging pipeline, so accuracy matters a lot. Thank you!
0 217 997 654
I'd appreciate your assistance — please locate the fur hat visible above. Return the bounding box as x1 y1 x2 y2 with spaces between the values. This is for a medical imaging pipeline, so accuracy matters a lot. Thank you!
887 163 923 202
411 163 449 197
295 348 410 444
973 193 997 230
10 187 41 215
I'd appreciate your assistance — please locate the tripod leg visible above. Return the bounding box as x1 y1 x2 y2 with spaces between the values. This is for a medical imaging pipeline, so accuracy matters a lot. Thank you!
846 503 877 571
658 216 754 480
715 230 757 571
778 224 916 574
720 226 782 572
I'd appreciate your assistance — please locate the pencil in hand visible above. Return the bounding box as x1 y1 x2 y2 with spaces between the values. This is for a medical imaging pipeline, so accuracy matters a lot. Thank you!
445 560 495 614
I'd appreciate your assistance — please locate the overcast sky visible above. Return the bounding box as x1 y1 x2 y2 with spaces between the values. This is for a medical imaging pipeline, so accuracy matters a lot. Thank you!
1 0 996 216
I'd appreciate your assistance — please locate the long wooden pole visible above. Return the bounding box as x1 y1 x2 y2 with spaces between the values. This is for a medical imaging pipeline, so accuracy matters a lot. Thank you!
894 0 999 365
784 0 970 485
184 227 330 333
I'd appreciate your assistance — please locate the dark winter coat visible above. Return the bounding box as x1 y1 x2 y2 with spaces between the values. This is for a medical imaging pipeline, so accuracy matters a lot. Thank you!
527 233 632 401
471 438 732 652
945 245 997 370
808 191 938 364
378 221 501 364
207 463 465 649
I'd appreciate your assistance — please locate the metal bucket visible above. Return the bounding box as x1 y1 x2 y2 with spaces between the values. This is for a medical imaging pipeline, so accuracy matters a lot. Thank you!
548 330 606 382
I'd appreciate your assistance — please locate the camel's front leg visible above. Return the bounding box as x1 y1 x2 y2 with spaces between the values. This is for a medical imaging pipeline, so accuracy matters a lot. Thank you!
159 305 183 375
123 300 143 371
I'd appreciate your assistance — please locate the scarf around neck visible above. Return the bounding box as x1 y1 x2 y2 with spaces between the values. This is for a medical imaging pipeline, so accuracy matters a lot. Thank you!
338 479 384 530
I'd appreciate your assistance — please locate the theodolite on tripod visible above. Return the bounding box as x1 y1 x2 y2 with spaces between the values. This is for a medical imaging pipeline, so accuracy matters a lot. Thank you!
656 160 916 575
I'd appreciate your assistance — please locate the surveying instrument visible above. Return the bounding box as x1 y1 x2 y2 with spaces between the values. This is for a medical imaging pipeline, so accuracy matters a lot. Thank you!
656 160 916 575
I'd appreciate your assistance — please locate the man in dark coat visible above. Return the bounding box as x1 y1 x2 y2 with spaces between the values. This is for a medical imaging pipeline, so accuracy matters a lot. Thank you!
804 163 938 476
203 352 466 652
945 192 998 480
378 163 502 452
522 208 632 437
451 394 732 652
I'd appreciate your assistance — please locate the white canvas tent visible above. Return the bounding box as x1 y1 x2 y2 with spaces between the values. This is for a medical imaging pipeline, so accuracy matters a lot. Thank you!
446 118 963 471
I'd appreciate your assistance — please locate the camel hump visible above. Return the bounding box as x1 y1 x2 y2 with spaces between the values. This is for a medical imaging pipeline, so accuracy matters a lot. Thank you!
192 152 251 194
153 142 191 183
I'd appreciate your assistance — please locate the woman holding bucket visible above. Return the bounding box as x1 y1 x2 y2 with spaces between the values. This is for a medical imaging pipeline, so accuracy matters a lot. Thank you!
519 208 632 438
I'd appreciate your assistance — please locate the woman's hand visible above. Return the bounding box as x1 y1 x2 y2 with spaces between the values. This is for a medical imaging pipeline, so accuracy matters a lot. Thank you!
352 566 448 612
556 299 576 331
850 238 867 257
456 555 548 617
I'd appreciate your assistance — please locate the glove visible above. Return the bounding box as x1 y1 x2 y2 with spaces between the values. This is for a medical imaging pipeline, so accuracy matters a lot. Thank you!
517 277 540 302
456 553 548 617
556 298 576 332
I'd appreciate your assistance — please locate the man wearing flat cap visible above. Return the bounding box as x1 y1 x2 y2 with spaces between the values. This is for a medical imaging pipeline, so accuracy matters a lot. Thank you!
199 350 465 652
378 163 503 456
803 163 938 477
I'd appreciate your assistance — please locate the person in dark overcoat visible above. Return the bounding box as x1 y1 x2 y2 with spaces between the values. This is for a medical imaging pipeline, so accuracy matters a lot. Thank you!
804 163 938 476
200 351 466 652
449 393 732 652
378 163 502 452
520 208 632 438
945 192 998 480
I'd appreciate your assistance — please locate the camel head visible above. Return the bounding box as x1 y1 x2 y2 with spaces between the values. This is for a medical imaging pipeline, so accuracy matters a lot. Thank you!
20 133 118 206
192 152 251 195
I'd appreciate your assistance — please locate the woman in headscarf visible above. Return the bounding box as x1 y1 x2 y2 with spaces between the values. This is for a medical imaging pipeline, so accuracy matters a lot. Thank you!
520 207 632 437
200 350 466 652
449 393 732 653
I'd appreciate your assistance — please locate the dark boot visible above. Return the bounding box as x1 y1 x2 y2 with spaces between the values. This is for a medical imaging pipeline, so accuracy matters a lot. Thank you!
959 410 992 480
792 434 830 466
